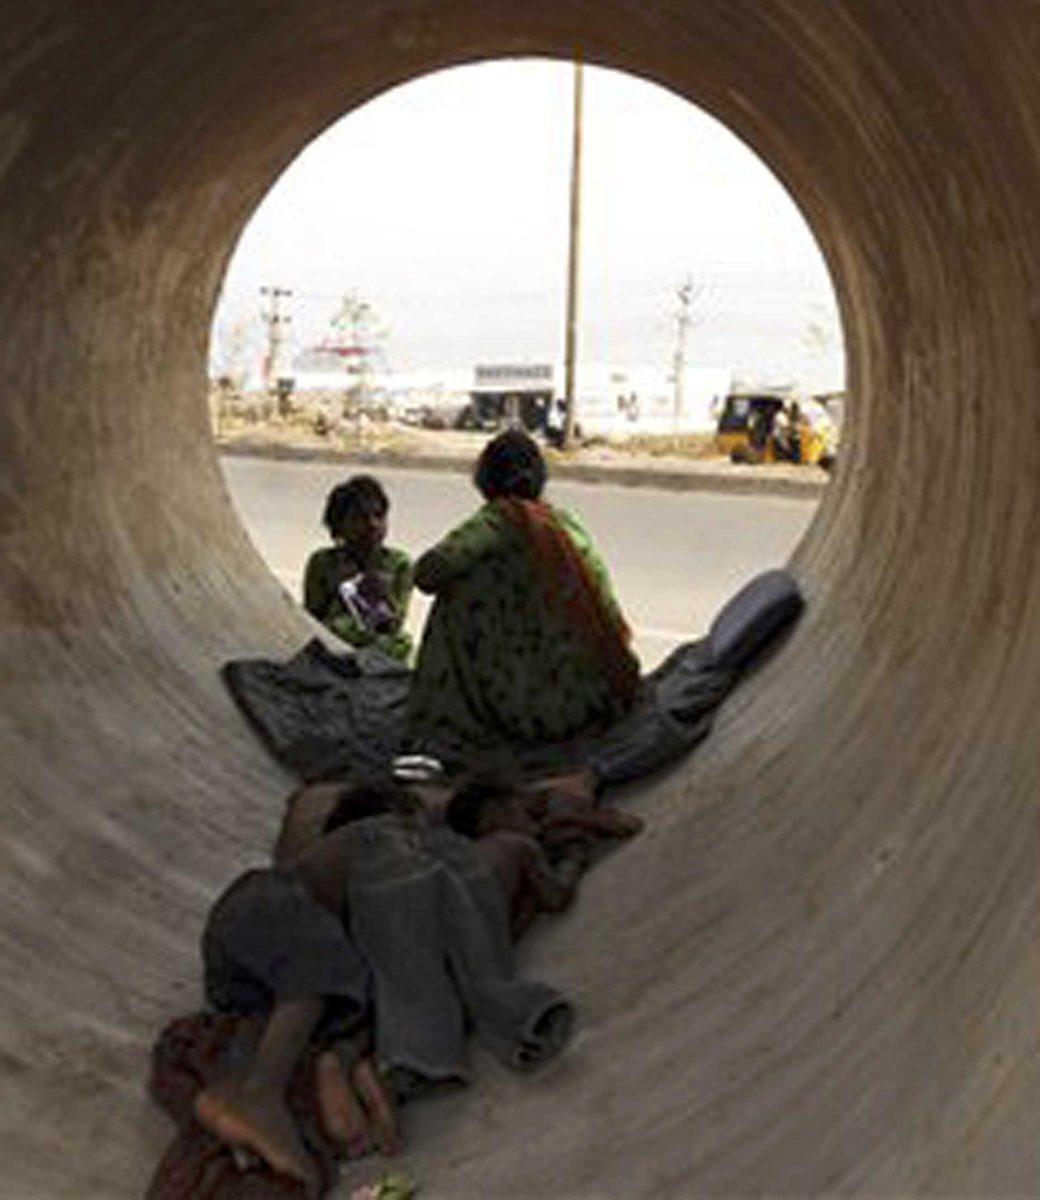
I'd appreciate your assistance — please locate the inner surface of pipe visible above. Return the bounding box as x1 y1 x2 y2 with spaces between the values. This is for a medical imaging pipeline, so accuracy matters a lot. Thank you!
1 3 1039 1196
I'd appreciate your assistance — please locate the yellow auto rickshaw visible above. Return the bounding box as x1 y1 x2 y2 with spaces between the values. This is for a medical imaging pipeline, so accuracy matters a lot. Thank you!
715 393 831 466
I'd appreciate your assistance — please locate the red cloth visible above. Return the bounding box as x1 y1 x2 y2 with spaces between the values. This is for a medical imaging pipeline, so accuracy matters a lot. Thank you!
148 1126 311 1200
494 497 638 705
146 1012 340 1200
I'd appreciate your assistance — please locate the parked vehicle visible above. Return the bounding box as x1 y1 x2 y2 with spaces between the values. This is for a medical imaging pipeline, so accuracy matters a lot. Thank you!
715 393 833 466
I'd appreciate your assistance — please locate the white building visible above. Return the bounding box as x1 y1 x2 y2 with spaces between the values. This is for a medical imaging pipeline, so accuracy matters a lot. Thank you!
466 360 732 435
571 363 733 436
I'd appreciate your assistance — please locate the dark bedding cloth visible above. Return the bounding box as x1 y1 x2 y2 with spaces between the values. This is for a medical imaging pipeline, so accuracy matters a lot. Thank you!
221 570 804 786
221 641 412 781
222 636 730 785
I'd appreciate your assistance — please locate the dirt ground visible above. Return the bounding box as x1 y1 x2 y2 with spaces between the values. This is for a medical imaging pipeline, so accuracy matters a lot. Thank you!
212 415 830 494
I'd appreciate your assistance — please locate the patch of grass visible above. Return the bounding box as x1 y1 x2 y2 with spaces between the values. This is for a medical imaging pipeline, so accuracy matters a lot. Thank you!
593 433 719 459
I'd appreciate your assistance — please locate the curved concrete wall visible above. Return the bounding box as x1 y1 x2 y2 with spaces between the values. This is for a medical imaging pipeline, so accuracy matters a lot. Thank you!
2 4 1038 1196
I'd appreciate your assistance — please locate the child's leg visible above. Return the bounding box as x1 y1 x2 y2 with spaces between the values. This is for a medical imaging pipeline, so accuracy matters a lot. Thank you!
200 866 371 1188
315 1045 401 1159
315 1048 371 1158
195 995 324 1196
350 1056 402 1155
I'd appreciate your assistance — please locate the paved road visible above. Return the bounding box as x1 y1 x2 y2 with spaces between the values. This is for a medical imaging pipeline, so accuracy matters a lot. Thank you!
222 456 818 666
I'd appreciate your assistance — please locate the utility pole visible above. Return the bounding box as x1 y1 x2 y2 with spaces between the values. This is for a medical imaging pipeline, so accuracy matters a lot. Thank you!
562 61 584 449
672 275 693 431
260 286 293 393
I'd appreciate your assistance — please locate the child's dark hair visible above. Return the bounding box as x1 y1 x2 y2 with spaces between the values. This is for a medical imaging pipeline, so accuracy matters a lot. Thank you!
322 475 388 537
444 770 516 838
322 772 419 833
473 429 547 501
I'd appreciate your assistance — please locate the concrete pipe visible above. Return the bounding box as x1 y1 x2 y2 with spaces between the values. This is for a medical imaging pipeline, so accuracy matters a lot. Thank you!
1 3 1038 1196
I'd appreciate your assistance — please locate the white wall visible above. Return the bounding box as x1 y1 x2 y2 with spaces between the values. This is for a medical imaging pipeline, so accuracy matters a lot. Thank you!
574 365 732 435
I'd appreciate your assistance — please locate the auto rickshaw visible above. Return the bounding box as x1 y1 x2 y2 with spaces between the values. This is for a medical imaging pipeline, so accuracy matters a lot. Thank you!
715 393 832 466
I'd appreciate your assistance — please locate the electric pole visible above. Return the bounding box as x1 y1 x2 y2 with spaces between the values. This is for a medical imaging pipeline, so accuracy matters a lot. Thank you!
562 61 584 449
260 286 293 393
672 275 693 430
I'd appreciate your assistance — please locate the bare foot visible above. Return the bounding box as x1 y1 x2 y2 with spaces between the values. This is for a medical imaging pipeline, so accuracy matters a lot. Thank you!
350 1057 402 1156
316 1050 371 1159
195 1081 322 1196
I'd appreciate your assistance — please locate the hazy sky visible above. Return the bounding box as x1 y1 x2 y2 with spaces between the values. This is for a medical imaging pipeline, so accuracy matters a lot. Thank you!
213 59 845 390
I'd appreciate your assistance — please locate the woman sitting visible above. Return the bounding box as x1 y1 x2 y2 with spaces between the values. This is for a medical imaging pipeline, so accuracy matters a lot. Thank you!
302 475 414 662
406 429 639 758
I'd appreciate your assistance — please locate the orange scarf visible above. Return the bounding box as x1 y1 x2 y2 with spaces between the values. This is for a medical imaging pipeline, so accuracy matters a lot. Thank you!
494 497 638 705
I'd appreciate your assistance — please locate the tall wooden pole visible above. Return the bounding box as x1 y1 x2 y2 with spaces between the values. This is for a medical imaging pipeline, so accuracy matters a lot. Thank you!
562 61 584 449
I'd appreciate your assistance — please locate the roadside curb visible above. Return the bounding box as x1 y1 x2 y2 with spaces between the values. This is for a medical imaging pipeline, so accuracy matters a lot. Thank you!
217 439 828 501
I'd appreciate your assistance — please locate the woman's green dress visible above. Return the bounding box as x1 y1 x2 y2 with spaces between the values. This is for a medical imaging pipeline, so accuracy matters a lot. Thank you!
406 502 638 757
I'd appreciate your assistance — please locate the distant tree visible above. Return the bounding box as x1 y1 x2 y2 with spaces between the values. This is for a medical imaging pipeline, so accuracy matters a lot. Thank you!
209 313 258 390
328 292 387 420
326 292 391 442
800 300 842 383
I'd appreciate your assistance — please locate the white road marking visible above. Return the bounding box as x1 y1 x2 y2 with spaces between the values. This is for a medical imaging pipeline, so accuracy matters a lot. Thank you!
634 623 700 642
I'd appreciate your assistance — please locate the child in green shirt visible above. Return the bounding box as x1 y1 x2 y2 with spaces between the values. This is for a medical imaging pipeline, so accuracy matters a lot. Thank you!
303 476 414 662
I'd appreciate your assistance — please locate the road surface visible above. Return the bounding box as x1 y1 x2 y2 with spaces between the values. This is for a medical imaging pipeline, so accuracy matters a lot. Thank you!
222 456 817 665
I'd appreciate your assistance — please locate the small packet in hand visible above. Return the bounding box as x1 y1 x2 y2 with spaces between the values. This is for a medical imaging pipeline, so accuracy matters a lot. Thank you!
339 574 380 630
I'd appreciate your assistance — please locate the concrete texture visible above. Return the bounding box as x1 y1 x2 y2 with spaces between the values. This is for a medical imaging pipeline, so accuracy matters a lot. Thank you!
1 4 1037 1197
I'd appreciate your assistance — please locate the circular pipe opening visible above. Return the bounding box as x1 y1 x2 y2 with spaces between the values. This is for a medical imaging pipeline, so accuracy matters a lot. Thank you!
1 6 1037 1197
211 59 844 666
